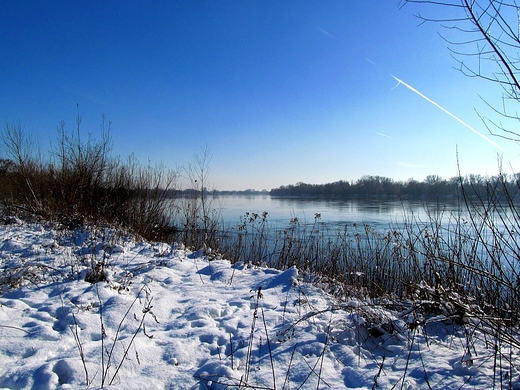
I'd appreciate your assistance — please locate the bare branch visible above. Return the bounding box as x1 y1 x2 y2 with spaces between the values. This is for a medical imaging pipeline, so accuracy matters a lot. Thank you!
403 0 520 139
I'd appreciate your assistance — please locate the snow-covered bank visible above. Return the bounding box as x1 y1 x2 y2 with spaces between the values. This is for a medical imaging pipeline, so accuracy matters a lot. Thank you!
0 220 517 389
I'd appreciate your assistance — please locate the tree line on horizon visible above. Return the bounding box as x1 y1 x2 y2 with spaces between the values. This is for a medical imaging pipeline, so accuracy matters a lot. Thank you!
269 174 520 199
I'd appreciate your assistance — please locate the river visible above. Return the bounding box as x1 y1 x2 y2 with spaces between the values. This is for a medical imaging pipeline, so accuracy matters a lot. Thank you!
217 195 462 231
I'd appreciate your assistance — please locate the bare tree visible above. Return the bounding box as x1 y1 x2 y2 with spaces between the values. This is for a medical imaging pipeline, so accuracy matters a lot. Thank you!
401 0 520 140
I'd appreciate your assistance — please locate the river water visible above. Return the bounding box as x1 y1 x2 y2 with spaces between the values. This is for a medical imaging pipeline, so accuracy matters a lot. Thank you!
217 195 462 231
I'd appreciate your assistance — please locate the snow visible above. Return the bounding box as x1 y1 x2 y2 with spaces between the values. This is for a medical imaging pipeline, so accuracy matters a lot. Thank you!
0 220 518 389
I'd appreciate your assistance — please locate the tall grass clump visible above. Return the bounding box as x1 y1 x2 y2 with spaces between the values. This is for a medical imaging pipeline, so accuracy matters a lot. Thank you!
417 173 520 322
220 211 272 265
0 116 178 241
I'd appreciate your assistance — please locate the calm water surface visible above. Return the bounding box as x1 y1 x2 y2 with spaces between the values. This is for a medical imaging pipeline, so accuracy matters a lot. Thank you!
217 195 462 231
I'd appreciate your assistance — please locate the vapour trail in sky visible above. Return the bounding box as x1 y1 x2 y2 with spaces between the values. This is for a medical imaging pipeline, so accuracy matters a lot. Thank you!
316 26 336 40
391 75 503 151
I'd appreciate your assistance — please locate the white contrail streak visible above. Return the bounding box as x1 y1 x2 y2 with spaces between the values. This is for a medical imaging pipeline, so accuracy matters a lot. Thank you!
316 26 335 39
376 132 393 139
391 75 503 150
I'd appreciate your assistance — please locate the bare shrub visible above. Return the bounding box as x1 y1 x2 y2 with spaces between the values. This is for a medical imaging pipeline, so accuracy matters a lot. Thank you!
0 115 179 241
173 146 222 250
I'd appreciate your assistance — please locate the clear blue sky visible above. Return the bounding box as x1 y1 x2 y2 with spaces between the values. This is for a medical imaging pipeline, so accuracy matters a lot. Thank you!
1 1 517 190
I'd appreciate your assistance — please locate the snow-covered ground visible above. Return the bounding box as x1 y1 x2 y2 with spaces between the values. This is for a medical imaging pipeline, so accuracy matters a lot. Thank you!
0 219 518 389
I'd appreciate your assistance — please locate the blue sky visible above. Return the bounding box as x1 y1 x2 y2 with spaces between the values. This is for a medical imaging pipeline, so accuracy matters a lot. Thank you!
1 1 517 190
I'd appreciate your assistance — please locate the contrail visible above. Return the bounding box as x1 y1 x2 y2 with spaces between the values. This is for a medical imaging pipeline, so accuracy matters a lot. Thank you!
376 132 393 139
316 25 335 39
391 75 503 150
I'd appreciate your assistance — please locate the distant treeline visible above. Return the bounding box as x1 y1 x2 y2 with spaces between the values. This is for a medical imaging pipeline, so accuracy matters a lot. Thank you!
269 174 520 199
176 189 269 197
